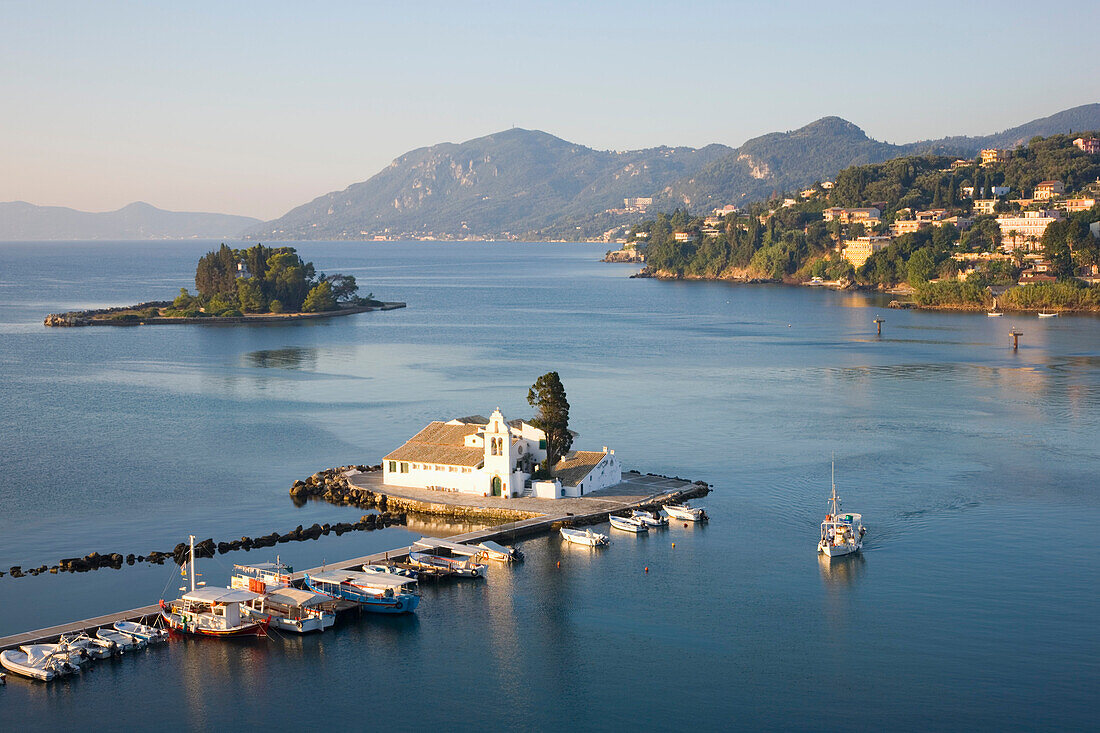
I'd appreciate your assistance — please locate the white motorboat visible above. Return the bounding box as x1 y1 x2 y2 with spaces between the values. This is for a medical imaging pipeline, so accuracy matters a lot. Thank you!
1 646 76 681
407 551 487 578
114 620 168 643
818 462 865 558
609 515 648 533
631 510 668 527
362 563 418 579
663 503 708 522
1038 312 1058 318
60 633 116 659
97 627 143 651
560 527 609 547
987 311 1003 317
477 540 523 562
160 535 269 637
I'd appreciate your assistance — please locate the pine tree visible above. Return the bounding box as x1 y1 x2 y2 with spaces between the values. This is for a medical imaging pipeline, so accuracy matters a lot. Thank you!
527 372 572 472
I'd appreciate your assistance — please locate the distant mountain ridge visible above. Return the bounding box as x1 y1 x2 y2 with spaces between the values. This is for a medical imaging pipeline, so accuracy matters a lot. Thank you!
0 201 260 241
251 103 1100 240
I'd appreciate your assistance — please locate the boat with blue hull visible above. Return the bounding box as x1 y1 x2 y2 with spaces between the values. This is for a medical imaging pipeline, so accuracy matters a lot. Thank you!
304 570 420 614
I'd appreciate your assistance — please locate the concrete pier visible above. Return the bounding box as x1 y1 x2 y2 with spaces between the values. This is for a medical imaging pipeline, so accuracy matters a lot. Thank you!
0 471 707 651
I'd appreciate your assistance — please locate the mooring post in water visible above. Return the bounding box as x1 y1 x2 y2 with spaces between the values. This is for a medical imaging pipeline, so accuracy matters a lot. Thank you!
874 318 884 336
1011 329 1022 350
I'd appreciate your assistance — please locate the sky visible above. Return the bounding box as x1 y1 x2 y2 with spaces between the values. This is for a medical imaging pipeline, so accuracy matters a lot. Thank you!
2 1 1098 220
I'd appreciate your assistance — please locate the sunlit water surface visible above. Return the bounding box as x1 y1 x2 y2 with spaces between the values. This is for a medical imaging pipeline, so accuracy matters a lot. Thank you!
0 241 1097 730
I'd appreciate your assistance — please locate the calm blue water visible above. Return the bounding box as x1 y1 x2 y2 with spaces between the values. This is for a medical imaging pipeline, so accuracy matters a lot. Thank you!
0 241 1097 730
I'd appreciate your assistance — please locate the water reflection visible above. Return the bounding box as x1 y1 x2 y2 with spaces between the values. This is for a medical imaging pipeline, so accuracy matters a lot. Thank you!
243 347 318 370
817 552 866 589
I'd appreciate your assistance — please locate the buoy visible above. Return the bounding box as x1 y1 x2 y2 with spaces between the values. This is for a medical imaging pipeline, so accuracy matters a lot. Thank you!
671 542 676 548
684 523 688 528
644 567 649 573
556 561 560 568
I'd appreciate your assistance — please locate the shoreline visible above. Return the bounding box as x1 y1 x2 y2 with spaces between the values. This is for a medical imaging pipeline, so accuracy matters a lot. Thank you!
44 301 406 327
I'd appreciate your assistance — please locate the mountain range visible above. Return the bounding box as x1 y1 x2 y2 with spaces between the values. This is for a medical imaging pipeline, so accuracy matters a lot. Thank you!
6 103 1099 241
0 201 260 241
249 103 1100 241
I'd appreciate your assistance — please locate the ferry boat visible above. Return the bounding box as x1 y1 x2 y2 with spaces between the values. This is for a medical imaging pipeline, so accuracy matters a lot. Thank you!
159 535 269 637
818 464 865 558
230 560 335 633
609 515 648 533
560 527 609 547
304 570 420 613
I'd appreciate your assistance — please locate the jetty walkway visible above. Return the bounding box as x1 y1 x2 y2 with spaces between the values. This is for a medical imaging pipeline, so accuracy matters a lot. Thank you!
0 471 706 651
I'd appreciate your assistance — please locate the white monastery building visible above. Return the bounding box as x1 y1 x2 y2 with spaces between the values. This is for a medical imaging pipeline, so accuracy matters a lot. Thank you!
382 409 622 499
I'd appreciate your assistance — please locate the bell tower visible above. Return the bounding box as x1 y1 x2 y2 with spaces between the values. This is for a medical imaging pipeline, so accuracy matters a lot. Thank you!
483 408 513 497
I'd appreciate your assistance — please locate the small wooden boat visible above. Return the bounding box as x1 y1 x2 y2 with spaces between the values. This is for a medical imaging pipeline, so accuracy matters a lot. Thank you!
663 503 708 521
407 551 487 578
609 515 648 533
114 620 168 643
560 527 609 547
1038 312 1058 318
97 627 143 651
305 570 421 613
631 510 668 527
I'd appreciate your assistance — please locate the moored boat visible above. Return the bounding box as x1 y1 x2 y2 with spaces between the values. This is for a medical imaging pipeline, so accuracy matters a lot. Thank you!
1038 312 1058 318
305 570 420 613
1 646 75 681
609 515 648 533
159 535 269 637
631 510 668 527
60 633 116 659
663 503 708 522
407 551 486 578
243 587 336 633
818 462 865 558
114 620 168 643
477 540 523 562
362 563 418 579
97 627 143 651
560 527 609 547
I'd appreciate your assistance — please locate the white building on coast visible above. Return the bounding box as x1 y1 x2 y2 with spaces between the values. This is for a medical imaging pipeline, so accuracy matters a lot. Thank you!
382 409 622 499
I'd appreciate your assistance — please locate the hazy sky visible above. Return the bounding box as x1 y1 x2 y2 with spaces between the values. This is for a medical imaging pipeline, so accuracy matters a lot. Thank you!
2 1 1098 220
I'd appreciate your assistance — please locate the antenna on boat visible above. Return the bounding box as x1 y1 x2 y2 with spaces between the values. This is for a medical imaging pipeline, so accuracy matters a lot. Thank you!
188 535 196 593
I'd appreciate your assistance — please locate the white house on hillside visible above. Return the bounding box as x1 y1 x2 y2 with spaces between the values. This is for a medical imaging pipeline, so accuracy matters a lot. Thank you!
381 409 622 499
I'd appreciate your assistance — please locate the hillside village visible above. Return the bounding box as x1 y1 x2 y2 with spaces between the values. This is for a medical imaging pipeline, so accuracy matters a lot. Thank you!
617 133 1100 309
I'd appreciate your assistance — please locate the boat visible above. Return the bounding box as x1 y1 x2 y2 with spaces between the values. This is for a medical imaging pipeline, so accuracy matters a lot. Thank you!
114 620 168 643
97 627 143 651
987 311 1003 317
560 527 609 547
243 587 336 633
159 535 269 637
663 503 708 522
362 563 419 579
631 510 668 527
0 646 76 681
609 515 648 533
477 540 523 562
304 570 420 613
1038 312 1059 318
59 633 116 659
407 551 487 578
818 462 865 558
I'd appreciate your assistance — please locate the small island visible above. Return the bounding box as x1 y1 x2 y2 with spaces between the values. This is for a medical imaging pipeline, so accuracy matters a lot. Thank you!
45 243 405 326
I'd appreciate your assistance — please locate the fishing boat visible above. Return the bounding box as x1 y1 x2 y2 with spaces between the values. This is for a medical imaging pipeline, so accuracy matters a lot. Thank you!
609 515 648 533
1038 312 1059 318
818 462 865 558
560 527 609 547
663 503 708 522
407 551 487 578
0 646 76 681
244 587 336 633
631 510 668 527
159 535 269 637
304 570 420 613
114 620 168 643
97 627 143 651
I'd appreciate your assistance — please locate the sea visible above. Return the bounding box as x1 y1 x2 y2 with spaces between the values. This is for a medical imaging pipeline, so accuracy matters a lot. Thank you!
0 240 1097 731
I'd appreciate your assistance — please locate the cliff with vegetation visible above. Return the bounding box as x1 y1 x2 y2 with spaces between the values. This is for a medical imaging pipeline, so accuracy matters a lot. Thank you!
631 133 1100 311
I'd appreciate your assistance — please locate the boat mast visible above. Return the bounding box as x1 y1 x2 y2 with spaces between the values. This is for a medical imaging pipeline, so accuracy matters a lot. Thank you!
829 458 841 517
189 534 196 593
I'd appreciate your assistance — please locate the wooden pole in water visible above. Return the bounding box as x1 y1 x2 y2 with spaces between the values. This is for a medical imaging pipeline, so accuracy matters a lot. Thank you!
874 318 884 336
1010 329 1022 350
